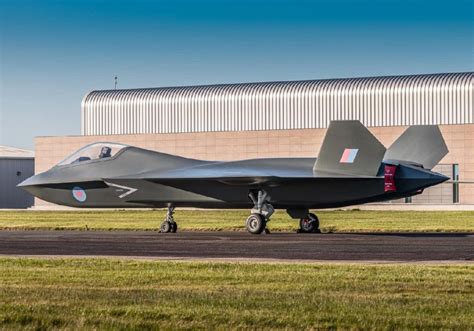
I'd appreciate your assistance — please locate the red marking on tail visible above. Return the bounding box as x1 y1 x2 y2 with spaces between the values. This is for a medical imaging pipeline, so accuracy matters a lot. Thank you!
384 165 397 192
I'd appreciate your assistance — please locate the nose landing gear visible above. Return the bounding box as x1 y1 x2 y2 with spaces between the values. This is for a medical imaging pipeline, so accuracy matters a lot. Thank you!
160 206 177 233
246 190 274 234
246 213 266 234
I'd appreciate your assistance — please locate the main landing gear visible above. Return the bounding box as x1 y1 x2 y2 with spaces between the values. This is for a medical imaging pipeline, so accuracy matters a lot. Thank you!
160 206 178 233
287 208 321 233
246 190 274 234
298 213 321 233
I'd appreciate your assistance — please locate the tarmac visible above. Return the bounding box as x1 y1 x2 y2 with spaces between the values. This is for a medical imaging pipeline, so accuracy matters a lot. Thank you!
0 230 473 263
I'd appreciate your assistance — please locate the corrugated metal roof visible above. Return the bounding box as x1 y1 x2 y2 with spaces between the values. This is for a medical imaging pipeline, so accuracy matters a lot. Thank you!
0 145 35 159
82 72 474 135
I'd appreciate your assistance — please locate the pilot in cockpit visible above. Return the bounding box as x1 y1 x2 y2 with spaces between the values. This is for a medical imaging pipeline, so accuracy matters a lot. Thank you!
99 146 112 159
60 143 127 166
71 146 111 164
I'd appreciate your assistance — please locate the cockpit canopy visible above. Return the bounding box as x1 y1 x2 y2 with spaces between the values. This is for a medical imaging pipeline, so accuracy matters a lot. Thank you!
57 143 128 166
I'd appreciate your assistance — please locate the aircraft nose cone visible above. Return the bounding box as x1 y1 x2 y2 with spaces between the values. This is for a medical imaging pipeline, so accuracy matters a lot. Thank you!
18 173 47 188
18 176 34 188
17 173 52 198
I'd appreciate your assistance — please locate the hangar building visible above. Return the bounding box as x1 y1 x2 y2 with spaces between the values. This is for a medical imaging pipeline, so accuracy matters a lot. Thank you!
0 145 35 209
35 72 473 206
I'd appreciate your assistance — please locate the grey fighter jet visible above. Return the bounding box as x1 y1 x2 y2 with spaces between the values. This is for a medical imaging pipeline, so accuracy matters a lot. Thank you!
19 121 449 234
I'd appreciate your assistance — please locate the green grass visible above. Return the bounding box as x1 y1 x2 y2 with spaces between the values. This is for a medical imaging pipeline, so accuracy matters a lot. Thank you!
0 210 473 232
0 258 472 330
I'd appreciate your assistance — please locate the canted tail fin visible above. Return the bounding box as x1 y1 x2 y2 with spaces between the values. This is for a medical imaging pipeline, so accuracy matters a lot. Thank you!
384 126 448 169
313 121 386 176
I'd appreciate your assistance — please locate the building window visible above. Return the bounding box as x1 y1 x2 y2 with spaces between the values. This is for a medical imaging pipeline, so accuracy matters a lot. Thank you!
453 164 460 203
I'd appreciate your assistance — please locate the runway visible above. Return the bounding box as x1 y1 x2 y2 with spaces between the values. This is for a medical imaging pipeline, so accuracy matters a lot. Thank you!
0 231 473 262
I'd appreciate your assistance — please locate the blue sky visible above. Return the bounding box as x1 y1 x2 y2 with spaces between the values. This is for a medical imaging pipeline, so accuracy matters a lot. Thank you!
0 0 472 149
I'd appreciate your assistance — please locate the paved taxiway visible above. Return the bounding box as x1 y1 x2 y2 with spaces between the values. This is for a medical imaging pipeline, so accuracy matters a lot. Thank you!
0 231 473 262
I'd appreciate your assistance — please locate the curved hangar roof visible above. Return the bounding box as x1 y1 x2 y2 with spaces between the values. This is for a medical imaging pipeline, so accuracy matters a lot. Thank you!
0 145 35 159
82 72 473 135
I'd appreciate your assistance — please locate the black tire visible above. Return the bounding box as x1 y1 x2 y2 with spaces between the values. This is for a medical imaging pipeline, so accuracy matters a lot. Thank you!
299 213 320 233
309 213 321 233
170 222 178 233
160 221 172 233
246 214 266 234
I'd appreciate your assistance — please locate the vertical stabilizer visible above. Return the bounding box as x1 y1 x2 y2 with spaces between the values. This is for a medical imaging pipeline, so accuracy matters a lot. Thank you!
384 126 448 169
313 121 386 176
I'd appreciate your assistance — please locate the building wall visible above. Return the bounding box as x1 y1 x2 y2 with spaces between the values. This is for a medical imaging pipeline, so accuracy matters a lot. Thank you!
34 124 474 206
0 158 35 208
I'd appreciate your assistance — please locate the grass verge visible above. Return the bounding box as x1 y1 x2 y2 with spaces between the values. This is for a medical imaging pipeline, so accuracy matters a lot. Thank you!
0 210 473 232
0 258 473 330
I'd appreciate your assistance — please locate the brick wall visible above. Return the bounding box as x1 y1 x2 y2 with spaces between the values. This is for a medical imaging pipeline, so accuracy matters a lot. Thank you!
34 124 474 206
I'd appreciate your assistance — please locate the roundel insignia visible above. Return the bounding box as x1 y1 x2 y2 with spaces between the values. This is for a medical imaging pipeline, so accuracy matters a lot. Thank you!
72 187 87 202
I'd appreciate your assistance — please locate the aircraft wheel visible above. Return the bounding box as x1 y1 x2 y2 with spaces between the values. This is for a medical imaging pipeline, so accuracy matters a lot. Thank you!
299 213 320 233
246 213 266 234
160 221 172 233
309 213 321 233
170 222 178 233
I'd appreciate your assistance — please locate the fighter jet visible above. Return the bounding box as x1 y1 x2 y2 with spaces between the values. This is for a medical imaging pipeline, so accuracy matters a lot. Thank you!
19 121 449 234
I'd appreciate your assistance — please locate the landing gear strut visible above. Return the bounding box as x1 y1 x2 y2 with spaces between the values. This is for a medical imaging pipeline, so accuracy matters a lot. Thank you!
298 213 321 233
160 206 177 233
246 190 274 234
